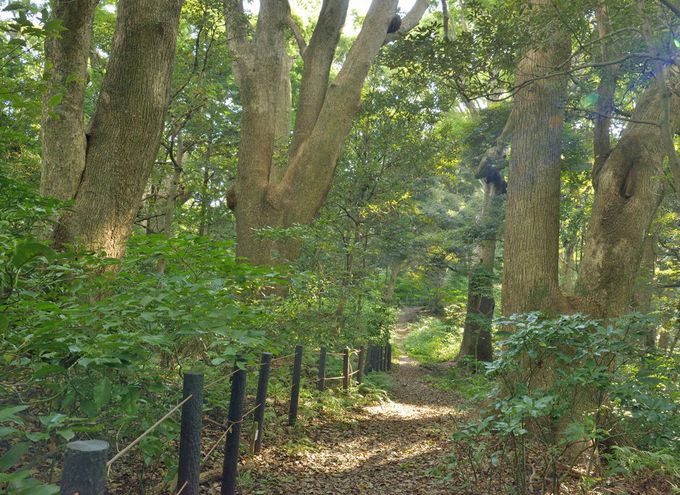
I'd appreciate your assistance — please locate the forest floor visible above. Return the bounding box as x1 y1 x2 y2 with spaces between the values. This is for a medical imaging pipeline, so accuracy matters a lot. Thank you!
202 307 471 495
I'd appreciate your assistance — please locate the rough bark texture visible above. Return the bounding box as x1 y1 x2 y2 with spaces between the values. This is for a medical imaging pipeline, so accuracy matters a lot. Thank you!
224 0 429 264
40 0 98 201
501 8 570 315
43 0 184 258
459 181 504 362
576 76 680 316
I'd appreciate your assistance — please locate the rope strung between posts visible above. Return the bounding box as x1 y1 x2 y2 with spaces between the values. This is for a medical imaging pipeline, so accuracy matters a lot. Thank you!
202 423 234 464
201 401 262 464
205 366 244 389
176 481 189 495
269 352 297 364
107 394 193 468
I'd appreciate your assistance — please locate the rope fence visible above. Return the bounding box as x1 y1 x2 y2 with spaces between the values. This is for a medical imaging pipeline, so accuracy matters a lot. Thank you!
58 341 393 495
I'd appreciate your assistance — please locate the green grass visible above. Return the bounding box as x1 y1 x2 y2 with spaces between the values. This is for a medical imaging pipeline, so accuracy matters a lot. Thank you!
403 317 461 363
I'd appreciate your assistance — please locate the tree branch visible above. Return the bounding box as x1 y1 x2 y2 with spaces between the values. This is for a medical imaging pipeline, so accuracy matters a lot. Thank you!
385 0 430 43
288 0 349 160
659 0 680 18
287 14 307 55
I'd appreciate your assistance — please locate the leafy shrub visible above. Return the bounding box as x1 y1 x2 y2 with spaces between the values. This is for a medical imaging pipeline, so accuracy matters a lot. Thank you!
452 313 680 494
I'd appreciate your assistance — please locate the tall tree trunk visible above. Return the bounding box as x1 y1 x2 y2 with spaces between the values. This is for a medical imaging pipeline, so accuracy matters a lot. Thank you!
224 0 429 264
198 140 213 237
501 2 570 315
383 259 405 303
459 180 504 362
42 0 185 258
40 0 98 201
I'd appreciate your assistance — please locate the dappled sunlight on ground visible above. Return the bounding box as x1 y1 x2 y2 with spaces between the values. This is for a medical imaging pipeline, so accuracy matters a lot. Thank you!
221 309 470 495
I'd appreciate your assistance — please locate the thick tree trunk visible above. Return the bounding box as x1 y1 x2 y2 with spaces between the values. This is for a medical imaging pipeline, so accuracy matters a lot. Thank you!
43 0 184 258
501 8 570 316
459 181 503 362
576 76 680 316
40 0 98 201
224 0 429 264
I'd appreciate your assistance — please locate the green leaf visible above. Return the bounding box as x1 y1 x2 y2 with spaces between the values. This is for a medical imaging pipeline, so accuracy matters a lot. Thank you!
17 484 60 495
0 427 17 438
0 405 28 423
25 432 49 442
57 429 75 441
11 242 55 268
93 378 112 408
0 442 29 470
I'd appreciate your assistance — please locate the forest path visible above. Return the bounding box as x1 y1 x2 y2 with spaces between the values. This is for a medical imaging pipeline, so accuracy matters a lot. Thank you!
234 308 467 495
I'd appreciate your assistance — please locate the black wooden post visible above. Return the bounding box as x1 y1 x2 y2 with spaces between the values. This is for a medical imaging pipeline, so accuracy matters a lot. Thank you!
367 345 376 373
317 347 326 391
221 362 247 495
357 347 365 384
60 440 108 495
378 346 384 371
386 343 392 371
288 344 303 426
342 347 350 391
177 372 204 495
253 352 272 455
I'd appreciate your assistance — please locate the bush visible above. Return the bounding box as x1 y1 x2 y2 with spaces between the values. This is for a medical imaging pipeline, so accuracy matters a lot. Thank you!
452 313 680 494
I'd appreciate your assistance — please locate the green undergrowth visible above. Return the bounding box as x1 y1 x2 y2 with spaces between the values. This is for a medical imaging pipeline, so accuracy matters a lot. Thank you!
403 317 461 363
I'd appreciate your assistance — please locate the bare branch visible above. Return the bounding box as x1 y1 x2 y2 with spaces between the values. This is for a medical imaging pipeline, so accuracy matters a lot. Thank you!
287 15 307 55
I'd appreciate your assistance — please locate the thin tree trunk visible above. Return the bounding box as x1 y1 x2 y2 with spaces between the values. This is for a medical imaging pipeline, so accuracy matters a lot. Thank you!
459 181 503 362
631 233 657 348
44 0 184 258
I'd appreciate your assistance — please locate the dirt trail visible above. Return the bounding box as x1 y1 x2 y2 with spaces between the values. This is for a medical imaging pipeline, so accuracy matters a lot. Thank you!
235 308 465 495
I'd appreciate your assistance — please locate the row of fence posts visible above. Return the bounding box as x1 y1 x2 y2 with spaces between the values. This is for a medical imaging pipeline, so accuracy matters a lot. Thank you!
58 342 392 495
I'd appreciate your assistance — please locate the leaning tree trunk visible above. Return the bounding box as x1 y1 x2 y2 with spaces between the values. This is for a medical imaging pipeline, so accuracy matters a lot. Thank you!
42 0 184 258
224 0 429 264
576 72 680 317
501 5 570 316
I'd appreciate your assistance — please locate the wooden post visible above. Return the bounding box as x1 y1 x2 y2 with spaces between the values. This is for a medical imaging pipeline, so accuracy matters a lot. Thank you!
177 372 204 495
367 345 376 373
288 344 303 426
317 347 326 391
378 346 384 371
343 347 350 391
221 362 247 495
386 343 392 371
60 440 108 495
357 347 365 384
253 352 272 455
